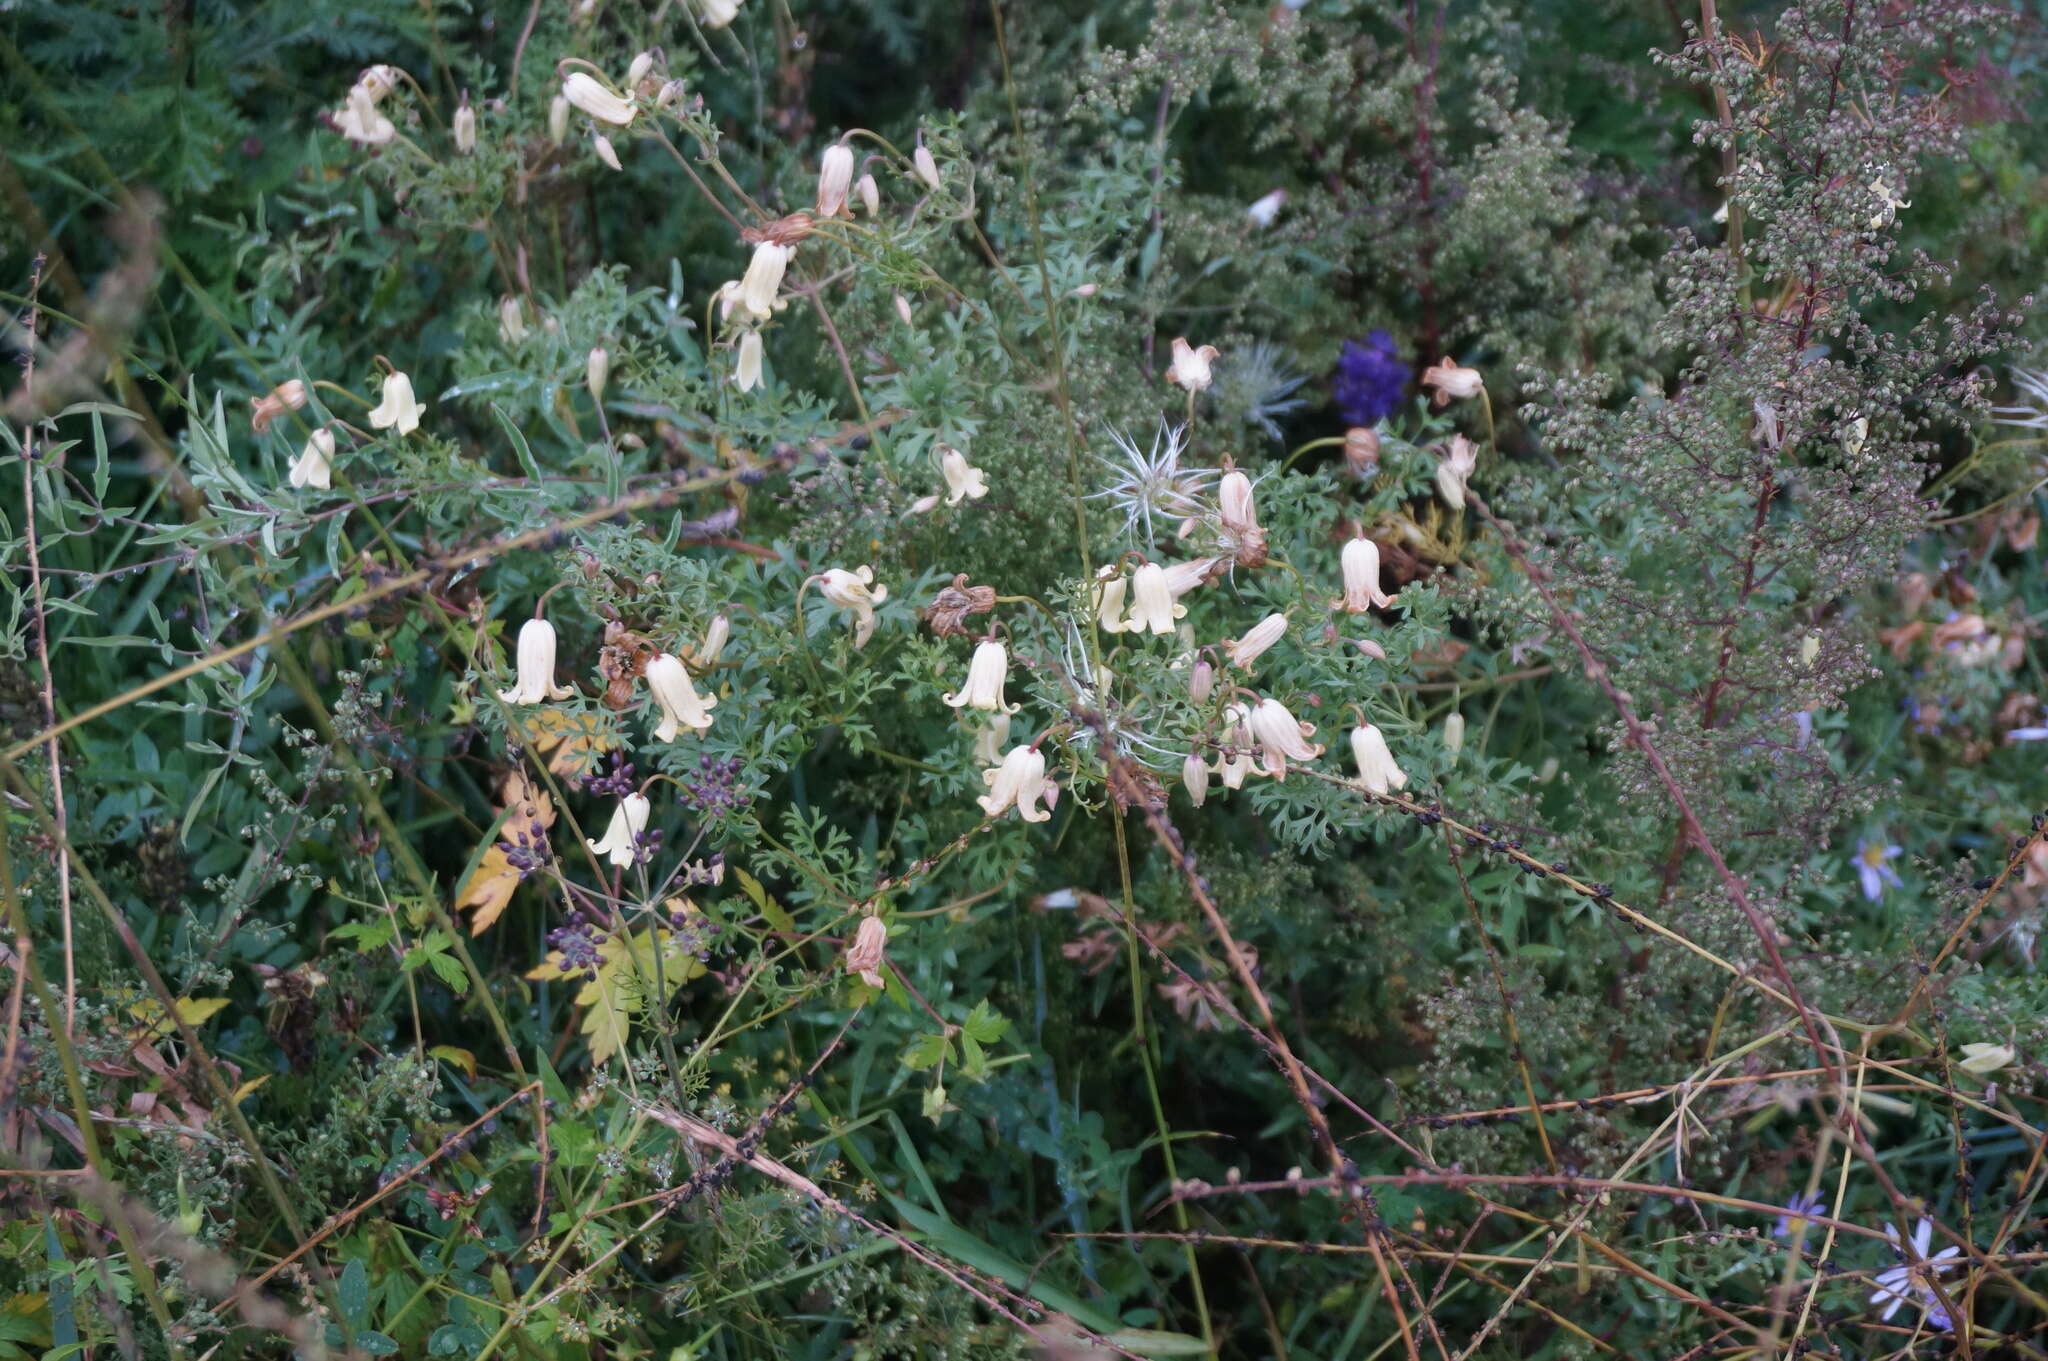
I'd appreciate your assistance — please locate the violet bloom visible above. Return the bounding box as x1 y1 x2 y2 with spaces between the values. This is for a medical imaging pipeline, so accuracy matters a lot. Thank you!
1774 1190 1824 1238
1333 331 1407 426
1855 839 1904 902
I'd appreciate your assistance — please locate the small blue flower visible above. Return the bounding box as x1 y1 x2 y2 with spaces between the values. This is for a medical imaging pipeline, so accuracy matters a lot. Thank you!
1333 331 1408 427
1774 1190 1824 1238
1855 839 1904 902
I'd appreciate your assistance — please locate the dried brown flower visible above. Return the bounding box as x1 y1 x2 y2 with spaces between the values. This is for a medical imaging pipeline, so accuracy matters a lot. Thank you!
922 574 996 637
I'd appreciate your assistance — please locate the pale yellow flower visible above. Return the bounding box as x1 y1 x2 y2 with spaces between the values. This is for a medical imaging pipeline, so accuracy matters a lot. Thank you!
1350 723 1407 795
816 142 855 218
944 639 1020 714
288 428 335 491
1421 357 1483 407
817 566 887 648
646 651 717 740
1247 697 1322 778
1334 536 1394 613
497 617 575 704
586 793 651 868
939 445 989 505
1164 337 1220 392
367 370 424 435
562 71 636 126
979 745 1053 822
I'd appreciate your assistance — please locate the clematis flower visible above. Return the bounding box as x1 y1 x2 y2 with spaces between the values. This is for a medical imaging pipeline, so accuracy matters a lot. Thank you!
367 370 423 435
1334 535 1395 613
972 712 1011 766
944 639 1020 714
497 617 575 704
498 297 528 344
288 428 335 490
1870 1219 1961 1324
335 85 396 146
548 94 570 144
586 346 609 401
452 101 476 153
914 144 941 189
1436 434 1478 510
250 379 309 435
1246 188 1287 227
561 71 636 126
856 173 880 216
1958 1042 2016 1075
1123 562 1184 636
1843 416 1869 458
738 241 793 321
1181 752 1212 806
698 0 741 27
1774 1191 1825 1239
1350 723 1407 795
1246 697 1322 777
1092 568 1128 635
626 51 656 87
690 614 731 668
1165 337 1221 393
592 133 622 171
1217 468 1266 562
846 914 889 988
1212 704 1259 789
586 792 651 868
1854 839 1904 902
646 651 717 740
938 446 989 505
1344 426 1381 479
817 566 887 648
356 65 403 101
979 745 1053 822
1421 357 1483 407
816 142 855 218
1163 557 1220 598
1225 613 1287 669
734 330 763 391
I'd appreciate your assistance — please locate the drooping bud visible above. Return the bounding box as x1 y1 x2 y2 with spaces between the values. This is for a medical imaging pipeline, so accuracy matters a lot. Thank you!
1344 426 1380 478
498 296 528 344
592 132 622 171
1442 712 1466 755
734 330 763 391
1349 723 1407 795
894 293 913 326
1188 660 1215 705
816 142 855 218
561 71 636 126
453 100 477 153
913 143 941 189
857 172 880 216
548 94 570 144
626 50 656 87
586 346 609 401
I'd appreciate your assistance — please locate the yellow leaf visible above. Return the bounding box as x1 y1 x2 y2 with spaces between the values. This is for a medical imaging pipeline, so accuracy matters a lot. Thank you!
175 997 232 1027
128 995 231 1041
509 706 617 778
458 843 522 936
233 1074 271 1103
526 926 703 1064
428 1044 479 1079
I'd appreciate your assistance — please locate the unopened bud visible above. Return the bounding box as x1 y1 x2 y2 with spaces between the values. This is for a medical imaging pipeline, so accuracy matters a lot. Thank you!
592 132 622 171
548 93 570 144
914 144 940 189
1344 426 1380 478
908 494 941 514
1442 712 1465 755
627 50 655 87
586 346 609 400
1069 283 1098 298
894 294 913 325
453 101 476 154
856 172 879 216
1189 660 1215 706
498 296 527 344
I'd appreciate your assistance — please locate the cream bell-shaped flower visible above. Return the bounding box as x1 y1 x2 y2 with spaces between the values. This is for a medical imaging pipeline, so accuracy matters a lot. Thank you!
498 296 528 344
1958 1042 2016 1075
698 0 741 30
1181 752 1212 807
1165 337 1220 392
367 370 423 435
1225 613 1288 669
1092 568 1128 635
1421 357 1484 407
336 86 396 146
1350 723 1407 795
734 330 764 392
846 914 889 988
972 712 1011 766
1247 697 1322 778
690 614 731 668
944 639 1020 714
739 241 793 322
497 617 575 705
979 745 1053 822
288 428 335 491
816 142 855 218
939 445 989 505
452 102 476 153
586 793 651 868
1843 416 1869 458
1436 434 1478 510
1334 535 1394 613
1213 704 1258 790
562 71 636 126
646 651 717 740
818 566 887 648
1123 562 1184 636
1869 177 1910 229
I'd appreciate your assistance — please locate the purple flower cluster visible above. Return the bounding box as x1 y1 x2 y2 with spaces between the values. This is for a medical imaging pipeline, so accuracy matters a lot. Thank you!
583 752 638 798
1333 330 1408 427
501 820 553 879
546 913 608 978
681 754 751 818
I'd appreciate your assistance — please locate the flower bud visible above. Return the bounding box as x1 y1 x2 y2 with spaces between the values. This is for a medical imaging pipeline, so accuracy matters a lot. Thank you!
562 71 636 126
586 346 609 401
894 294 913 326
856 172 880 216
909 494 941 514
697 0 741 29
453 101 476 153
734 330 763 391
1442 712 1465 755
626 50 655 87
816 142 855 218
592 132 622 171
914 144 941 189
548 94 570 144
1344 426 1380 478
498 296 528 344
1188 660 1214 705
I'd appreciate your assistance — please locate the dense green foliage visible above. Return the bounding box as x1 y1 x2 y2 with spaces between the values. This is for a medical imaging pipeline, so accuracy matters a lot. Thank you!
4 0 2048 1357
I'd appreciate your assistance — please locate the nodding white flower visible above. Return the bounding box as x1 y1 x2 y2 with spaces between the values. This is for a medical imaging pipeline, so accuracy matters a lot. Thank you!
939 445 989 505
497 617 574 704
1123 562 1185 636
586 792 651 868
367 370 423 435
1869 177 1911 229
1869 1219 1961 1323
1436 434 1478 510
738 241 793 322
1189 660 1215 705
586 346 609 401
1213 704 1259 789
734 330 764 391
249 378 309 434
645 651 717 739
288 428 335 490
1163 557 1219 598
1712 199 1730 225
1345 426 1380 478
697 0 741 30
452 101 476 153
846 914 889 988
1842 416 1869 458
817 566 887 648
1246 188 1287 227
857 173 880 216
1092 568 1128 634
1182 751 1212 807
913 144 941 190
944 639 1020 714
1334 535 1395 613
1350 723 1407 794
816 142 855 217
548 94 571 144
562 71 636 126
336 85 396 145
355 65 403 101
1225 613 1288 669
972 712 1011 765
979 744 1053 822
1442 712 1466 755
1219 468 1260 535
691 613 731 668
1421 357 1484 407
498 296 528 344
592 132 622 171
1958 1042 2016 1075
1165 337 1221 393
908 494 941 514
655 79 687 109
626 50 656 87
1247 697 1322 778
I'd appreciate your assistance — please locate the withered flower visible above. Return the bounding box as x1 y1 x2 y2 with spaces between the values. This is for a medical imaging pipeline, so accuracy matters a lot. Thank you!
923 574 996 637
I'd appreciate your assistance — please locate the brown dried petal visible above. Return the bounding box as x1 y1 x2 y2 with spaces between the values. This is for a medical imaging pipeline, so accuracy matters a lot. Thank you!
923 574 997 636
